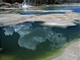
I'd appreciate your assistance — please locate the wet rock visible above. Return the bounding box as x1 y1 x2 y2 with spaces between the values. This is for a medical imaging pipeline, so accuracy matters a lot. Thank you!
74 19 80 24
0 2 5 6
0 2 20 8
0 48 3 52
4 3 11 8
0 23 3 26
14 2 20 5
11 2 20 8
0 2 11 8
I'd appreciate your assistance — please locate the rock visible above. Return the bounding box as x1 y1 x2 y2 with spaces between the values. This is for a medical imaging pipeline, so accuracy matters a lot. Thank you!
14 2 20 5
0 2 11 8
74 19 80 24
0 2 5 6
4 3 11 7
11 2 20 8
0 2 20 8
0 48 3 52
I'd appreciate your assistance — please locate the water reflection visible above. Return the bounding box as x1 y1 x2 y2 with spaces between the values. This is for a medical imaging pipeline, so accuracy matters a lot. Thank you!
1 22 80 60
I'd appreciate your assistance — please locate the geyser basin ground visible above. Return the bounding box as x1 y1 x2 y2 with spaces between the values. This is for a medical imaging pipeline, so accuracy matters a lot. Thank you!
0 12 80 27
0 22 80 60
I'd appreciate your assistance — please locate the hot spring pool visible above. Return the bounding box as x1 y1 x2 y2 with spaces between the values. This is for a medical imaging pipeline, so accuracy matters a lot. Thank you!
0 21 80 60
19 11 65 15
19 6 80 15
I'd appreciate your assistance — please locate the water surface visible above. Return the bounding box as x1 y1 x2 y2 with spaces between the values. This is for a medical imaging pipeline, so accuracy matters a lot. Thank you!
41 6 80 13
0 22 80 60
19 11 65 15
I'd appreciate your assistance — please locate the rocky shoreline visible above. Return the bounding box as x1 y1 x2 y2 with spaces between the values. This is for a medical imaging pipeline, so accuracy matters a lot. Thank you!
0 2 80 8
51 40 80 60
0 2 20 8
0 48 3 52
0 11 80 27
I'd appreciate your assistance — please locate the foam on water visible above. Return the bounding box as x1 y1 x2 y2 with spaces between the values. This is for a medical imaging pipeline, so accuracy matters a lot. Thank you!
3 26 14 36
13 23 32 37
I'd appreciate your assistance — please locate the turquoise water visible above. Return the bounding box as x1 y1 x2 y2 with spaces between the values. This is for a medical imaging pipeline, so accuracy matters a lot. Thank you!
42 6 80 13
19 6 80 15
20 11 65 15
0 22 80 60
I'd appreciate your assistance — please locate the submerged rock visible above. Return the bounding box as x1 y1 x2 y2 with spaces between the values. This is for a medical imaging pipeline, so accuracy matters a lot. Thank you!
0 48 3 52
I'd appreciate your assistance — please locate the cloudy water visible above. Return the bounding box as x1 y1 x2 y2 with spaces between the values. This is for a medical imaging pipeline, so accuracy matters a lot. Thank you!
0 22 80 60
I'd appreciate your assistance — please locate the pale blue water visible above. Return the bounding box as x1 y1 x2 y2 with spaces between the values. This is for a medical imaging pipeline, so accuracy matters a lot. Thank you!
42 6 80 13
19 6 80 15
20 11 65 15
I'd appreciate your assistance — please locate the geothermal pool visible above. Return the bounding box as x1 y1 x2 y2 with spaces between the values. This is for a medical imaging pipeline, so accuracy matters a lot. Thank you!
20 11 65 15
0 21 80 60
41 6 80 13
1 6 80 15
19 6 80 15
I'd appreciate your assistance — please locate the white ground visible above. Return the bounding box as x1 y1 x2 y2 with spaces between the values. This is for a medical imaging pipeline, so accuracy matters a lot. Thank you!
51 40 80 60
0 12 80 27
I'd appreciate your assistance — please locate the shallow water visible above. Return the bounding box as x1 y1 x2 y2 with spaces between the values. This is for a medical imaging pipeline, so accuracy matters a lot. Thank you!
19 6 80 15
0 22 80 60
20 11 65 15
41 6 80 13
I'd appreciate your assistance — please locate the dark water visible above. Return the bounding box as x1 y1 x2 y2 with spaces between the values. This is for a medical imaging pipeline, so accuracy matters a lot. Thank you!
0 22 80 60
42 6 80 13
